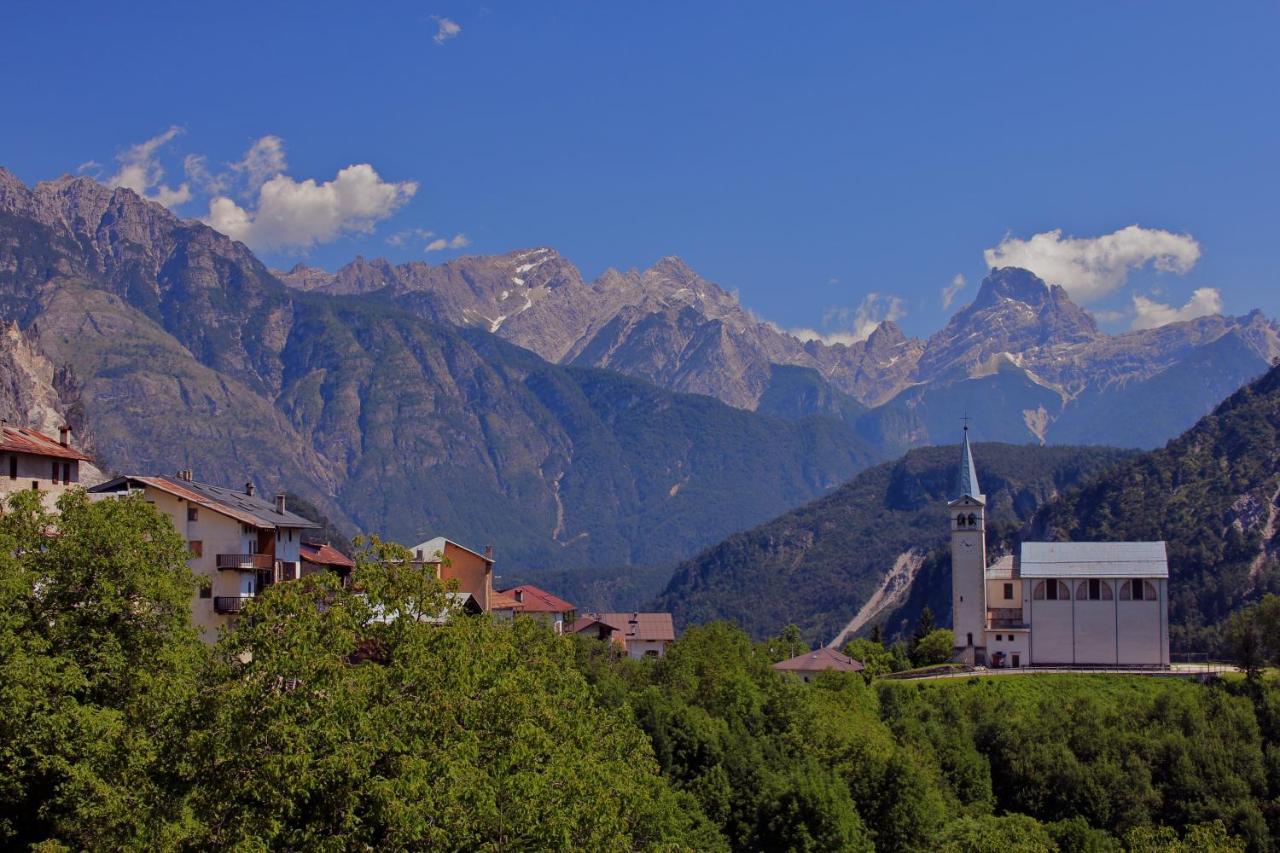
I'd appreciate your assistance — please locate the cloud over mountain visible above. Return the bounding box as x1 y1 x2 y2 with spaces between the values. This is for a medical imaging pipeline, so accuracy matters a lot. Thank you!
1131 287 1223 330
106 126 192 208
984 225 1201 303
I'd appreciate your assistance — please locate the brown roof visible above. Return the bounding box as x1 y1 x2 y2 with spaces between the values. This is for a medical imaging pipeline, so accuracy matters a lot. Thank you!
497 584 575 614
489 590 519 610
300 542 355 569
575 612 675 644
0 426 91 462
771 647 865 674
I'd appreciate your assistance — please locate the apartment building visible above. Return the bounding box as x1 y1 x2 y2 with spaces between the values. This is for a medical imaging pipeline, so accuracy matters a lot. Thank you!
91 472 320 641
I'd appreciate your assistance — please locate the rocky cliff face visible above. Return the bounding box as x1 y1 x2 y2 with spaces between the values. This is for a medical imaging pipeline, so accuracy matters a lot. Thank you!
0 170 874 572
278 250 922 410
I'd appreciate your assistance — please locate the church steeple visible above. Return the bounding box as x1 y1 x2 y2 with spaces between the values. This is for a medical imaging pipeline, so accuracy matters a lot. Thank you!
955 424 984 504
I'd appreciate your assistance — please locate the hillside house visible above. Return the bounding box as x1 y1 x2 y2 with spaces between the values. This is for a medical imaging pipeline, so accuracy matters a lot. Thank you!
571 612 676 659
409 536 494 611
90 472 320 641
0 425 91 512
772 647 865 682
949 428 1171 668
492 583 576 633
301 541 356 586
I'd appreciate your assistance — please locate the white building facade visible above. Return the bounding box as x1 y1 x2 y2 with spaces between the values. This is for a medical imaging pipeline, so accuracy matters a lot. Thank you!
949 432 1171 669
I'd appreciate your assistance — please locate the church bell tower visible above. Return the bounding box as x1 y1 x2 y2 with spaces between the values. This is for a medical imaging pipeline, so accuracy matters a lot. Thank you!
949 424 987 665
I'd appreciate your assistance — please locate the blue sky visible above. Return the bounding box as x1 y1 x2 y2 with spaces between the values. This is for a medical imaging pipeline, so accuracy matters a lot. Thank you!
2 2 1276 340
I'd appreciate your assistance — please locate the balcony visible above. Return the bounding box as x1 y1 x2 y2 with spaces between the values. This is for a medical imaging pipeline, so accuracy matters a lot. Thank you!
987 607 1027 629
216 553 275 571
213 595 251 614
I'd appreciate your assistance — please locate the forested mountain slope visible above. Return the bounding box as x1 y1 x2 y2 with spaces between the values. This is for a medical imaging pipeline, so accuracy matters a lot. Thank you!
654 442 1133 641
1030 360 1280 650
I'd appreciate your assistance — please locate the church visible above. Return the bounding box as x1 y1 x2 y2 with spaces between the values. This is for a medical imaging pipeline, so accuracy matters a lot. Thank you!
949 428 1171 669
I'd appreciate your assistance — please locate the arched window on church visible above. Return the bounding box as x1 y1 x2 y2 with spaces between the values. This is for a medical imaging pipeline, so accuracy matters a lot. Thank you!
956 514 967 527
1076 579 1114 601
1119 580 1158 601
1033 579 1070 600
966 513 977 527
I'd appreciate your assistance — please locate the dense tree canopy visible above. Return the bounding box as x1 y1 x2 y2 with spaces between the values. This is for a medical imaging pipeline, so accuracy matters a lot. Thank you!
2 490 1278 850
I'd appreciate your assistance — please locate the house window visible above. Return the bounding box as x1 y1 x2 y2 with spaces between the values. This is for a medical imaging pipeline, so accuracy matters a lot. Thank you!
8 455 15 479
1003 583 1013 600
30 481 38 491
62 463 71 484
1076 579 1115 601
188 507 198 522
52 461 59 483
199 585 211 599
190 540 203 558
995 634 1003 642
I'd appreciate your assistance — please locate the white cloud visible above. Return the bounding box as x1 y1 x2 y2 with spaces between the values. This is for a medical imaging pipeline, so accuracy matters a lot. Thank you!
1088 308 1130 324
1130 287 1223 330
206 163 418 251
107 126 192 208
433 16 461 44
232 135 287 193
76 160 101 175
387 227 436 247
983 225 1201 303
790 292 906 346
425 233 469 252
941 273 966 310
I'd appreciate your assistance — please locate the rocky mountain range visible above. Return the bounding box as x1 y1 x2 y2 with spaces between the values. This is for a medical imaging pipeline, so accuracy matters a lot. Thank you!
2 166 1278 594
280 253 1280 455
0 169 873 573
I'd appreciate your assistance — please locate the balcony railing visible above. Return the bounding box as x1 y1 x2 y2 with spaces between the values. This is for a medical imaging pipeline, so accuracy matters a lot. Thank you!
987 607 1027 629
216 553 275 571
213 595 251 614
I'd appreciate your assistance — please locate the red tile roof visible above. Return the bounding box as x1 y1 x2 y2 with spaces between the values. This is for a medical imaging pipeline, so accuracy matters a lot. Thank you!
300 541 355 569
771 647 865 674
574 612 675 644
496 584 575 614
0 426 91 462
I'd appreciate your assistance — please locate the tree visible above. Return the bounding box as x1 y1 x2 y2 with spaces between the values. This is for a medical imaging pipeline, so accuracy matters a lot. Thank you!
0 489 203 848
1224 594 1280 680
174 538 715 850
844 638 895 678
912 628 955 667
909 607 936 660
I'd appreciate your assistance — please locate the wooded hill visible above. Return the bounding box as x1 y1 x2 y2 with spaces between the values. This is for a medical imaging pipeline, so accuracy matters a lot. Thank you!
654 443 1134 641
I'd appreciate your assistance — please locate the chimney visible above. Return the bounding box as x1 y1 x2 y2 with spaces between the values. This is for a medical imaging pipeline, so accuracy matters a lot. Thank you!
58 425 71 447
515 589 524 603
484 544 494 561
176 469 192 482
245 481 255 497
275 493 286 515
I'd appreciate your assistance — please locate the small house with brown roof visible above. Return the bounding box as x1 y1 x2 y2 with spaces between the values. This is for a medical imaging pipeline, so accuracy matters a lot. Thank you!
495 583 576 633
570 611 676 659
771 647 865 682
301 541 356 586
0 424 92 511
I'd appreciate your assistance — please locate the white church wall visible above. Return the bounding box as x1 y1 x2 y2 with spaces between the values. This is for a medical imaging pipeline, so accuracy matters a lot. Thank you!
1074 598 1119 664
1116 580 1169 665
1029 599 1074 664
